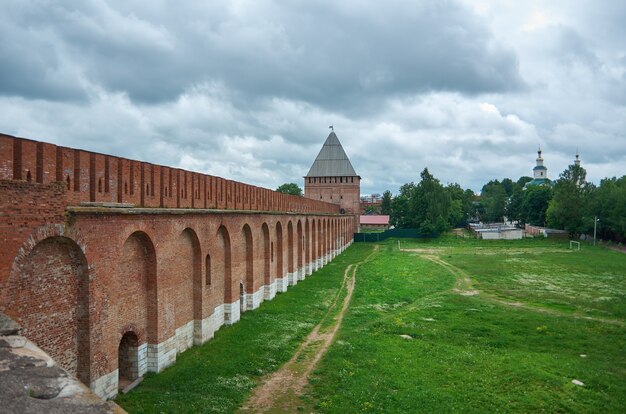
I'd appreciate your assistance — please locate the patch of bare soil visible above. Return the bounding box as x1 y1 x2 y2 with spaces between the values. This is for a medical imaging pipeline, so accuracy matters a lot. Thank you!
239 247 379 414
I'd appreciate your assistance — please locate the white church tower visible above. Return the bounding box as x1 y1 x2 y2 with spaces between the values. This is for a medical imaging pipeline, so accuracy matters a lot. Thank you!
533 146 547 179
525 146 553 188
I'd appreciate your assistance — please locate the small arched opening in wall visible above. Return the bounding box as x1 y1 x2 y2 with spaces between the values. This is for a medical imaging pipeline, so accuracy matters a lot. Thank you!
117 331 140 389
261 223 271 287
4 234 91 384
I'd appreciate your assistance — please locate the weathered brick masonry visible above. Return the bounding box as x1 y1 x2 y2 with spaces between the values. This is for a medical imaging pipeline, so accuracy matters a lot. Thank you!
0 133 355 399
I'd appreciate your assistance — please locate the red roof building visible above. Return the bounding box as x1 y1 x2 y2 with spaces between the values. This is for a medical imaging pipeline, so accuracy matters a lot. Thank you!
360 215 390 230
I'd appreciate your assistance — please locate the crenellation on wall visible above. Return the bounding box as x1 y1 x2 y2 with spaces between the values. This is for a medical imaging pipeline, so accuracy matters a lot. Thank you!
0 133 338 214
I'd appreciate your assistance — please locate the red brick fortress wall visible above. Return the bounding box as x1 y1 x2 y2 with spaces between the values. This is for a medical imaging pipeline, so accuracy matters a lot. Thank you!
0 133 355 400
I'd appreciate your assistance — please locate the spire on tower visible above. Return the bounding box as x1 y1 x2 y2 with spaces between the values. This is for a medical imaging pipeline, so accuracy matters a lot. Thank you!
575 148 580 166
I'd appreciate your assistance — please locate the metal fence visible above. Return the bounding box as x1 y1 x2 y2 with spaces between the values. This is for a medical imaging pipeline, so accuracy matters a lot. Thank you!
353 228 425 242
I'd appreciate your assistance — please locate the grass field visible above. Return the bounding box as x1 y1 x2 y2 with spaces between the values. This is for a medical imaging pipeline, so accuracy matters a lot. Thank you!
117 237 626 413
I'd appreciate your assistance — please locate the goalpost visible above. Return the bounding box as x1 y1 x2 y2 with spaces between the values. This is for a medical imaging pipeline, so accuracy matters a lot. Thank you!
569 240 581 251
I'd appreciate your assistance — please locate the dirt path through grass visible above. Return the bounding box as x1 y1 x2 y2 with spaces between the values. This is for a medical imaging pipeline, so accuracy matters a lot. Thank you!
401 246 623 326
239 246 379 413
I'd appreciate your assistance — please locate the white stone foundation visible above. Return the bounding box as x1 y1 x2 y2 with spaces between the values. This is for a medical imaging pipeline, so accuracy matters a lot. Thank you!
297 266 306 281
276 276 288 292
175 320 194 354
147 335 176 373
243 287 264 311
224 300 241 325
264 280 277 300
287 271 298 286
90 369 118 400
194 304 225 345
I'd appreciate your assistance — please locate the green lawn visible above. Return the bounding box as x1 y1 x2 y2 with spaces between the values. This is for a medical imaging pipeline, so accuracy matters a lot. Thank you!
308 237 626 413
117 237 626 413
115 244 374 413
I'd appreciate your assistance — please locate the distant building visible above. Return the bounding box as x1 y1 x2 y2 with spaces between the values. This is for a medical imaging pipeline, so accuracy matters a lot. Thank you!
360 194 382 214
304 131 361 232
360 215 390 230
524 146 554 189
469 223 523 240
525 224 569 239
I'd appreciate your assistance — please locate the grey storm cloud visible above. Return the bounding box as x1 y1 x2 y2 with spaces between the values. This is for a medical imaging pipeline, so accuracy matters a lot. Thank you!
0 0 624 194
0 0 523 106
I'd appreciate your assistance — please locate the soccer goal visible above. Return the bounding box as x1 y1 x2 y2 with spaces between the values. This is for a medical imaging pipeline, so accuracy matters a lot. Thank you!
569 240 581 251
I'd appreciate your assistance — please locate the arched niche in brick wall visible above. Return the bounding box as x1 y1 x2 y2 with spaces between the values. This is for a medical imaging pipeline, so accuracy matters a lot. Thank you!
304 219 310 267
317 220 322 261
118 231 156 345
261 223 271 287
242 224 254 297
296 220 303 270
326 220 331 255
310 219 316 263
216 226 232 304
177 228 202 331
275 222 283 280
3 235 90 384
287 221 294 273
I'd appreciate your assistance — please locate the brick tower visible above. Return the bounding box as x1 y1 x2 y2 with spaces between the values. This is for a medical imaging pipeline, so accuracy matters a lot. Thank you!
304 131 360 232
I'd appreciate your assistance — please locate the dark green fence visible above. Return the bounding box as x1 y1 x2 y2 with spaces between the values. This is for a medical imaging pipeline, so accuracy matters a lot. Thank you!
353 228 423 242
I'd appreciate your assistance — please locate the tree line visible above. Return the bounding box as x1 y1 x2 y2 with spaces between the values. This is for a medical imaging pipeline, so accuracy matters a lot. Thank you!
381 164 626 242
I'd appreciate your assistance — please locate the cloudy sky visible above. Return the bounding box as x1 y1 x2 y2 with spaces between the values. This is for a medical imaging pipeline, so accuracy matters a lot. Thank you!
1 0 625 194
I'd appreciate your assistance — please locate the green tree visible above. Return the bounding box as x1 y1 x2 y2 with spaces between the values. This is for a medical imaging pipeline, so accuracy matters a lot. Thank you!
482 183 507 222
381 190 392 215
517 176 533 188
390 182 416 228
506 186 525 224
413 168 452 234
501 178 515 196
522 186 553 226
364 205 378 215
276 183 303 196
590 176 626 242
547 163 591 237
390 171 471 233
480 180 508 222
